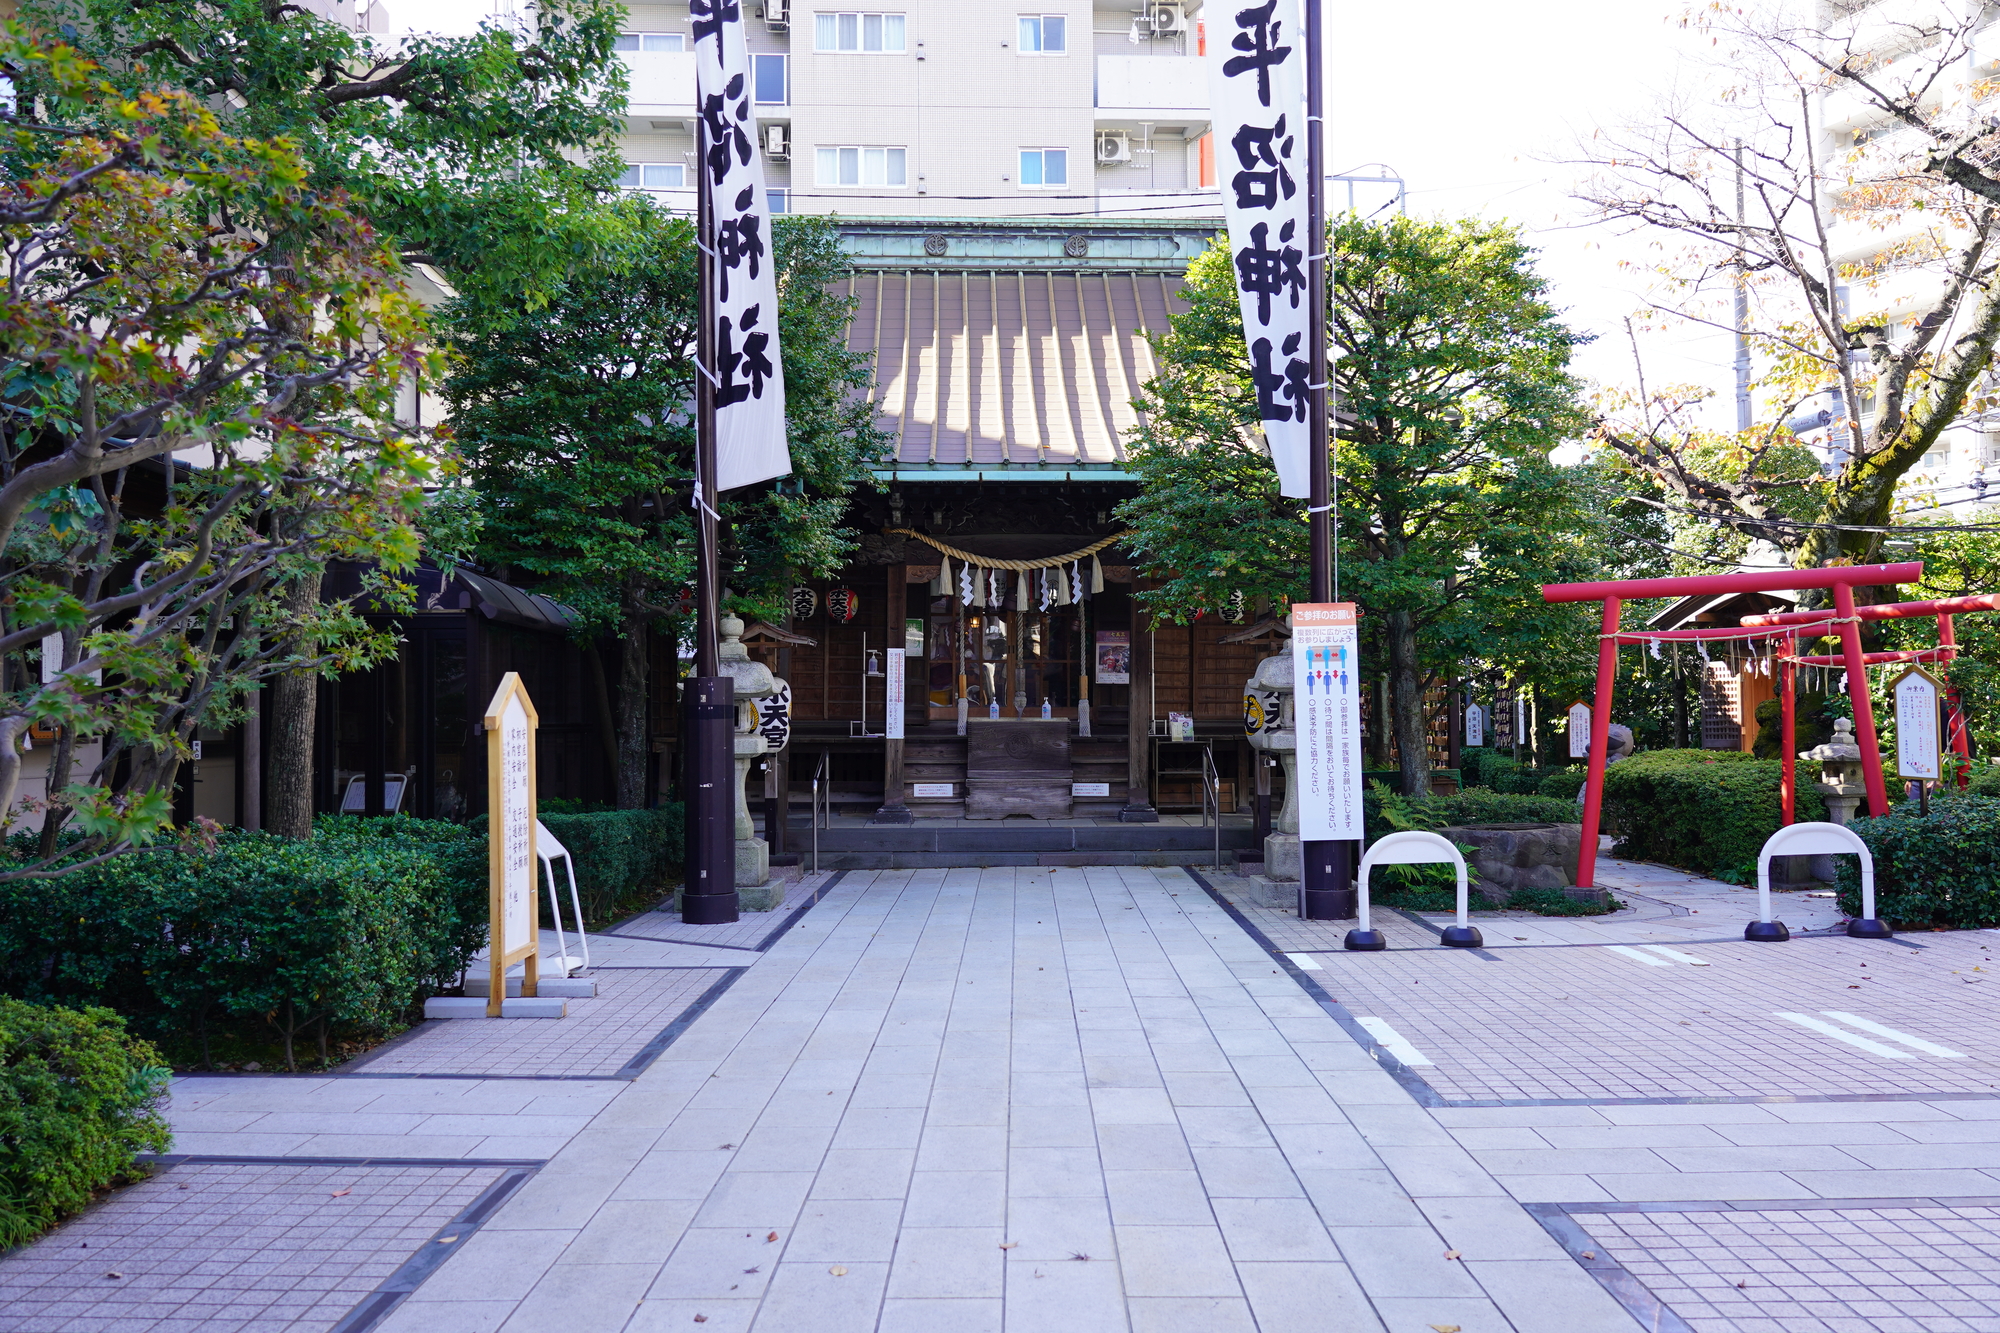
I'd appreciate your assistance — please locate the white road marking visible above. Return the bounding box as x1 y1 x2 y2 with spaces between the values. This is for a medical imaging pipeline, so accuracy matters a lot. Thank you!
1639 945 1711 966
1285 953 1323 971
1819 1011 1968 1059
1607 945 1675 967
1775 1011 1915 1058
1356 1017 1433 1066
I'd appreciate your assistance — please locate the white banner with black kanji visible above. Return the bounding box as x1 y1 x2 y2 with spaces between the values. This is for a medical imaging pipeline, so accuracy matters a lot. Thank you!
694 0 790 491
1207 0 1310 499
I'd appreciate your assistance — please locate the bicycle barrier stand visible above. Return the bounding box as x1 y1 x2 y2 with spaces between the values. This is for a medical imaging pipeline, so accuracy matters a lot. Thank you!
1750 820 1890 942
1344 830 1481 952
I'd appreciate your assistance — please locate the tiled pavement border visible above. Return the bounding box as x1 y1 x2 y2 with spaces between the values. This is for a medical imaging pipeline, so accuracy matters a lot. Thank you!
1183 867 2000 1111
1524 1195 2000 1333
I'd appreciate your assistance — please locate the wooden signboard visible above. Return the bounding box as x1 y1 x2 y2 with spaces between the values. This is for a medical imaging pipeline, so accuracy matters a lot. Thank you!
1567 701 1591 759
1891 664 1943 782
485 673 540 1016
1464 702 1485 748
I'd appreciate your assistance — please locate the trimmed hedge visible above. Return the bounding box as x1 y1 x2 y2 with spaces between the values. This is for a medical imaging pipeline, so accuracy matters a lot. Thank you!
0 999 170 1248
1537 768 1586 799
1601 749 1826 884
1835 794 2000 928
467 805 684 928
1968 764 2000 798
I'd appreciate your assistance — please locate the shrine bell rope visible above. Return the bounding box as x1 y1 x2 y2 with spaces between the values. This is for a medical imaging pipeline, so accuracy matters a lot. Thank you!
885 528 1133 572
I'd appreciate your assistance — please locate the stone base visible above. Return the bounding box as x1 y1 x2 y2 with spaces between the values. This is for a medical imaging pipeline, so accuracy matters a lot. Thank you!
673 877 787 913
1264 833 1301 881
736 837 769 889
423 996 565 1019
1440 822 1582 894
1245 874 1302 911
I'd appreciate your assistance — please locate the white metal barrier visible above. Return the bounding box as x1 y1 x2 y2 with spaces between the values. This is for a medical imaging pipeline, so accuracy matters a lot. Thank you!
1345 831 1480 951
536 820 592 975
1750 820 1888 941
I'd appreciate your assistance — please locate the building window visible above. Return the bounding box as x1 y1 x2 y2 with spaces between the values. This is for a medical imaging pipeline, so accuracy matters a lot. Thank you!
753 53 788 103
617 162 687 190
814 11 906 52
1018 14 1066 52
815 145 907 186
768 188 790 215
1018 148 1068 187
614 32 685 51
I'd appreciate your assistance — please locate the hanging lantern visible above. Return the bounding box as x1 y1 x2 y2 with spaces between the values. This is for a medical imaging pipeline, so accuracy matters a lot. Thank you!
789 586 818 620
827 586 859 624
1223 590 1246 623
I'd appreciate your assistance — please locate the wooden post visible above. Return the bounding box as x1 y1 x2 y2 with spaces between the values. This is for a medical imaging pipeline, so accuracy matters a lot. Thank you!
483 672 539 1016
1121 581 1158 822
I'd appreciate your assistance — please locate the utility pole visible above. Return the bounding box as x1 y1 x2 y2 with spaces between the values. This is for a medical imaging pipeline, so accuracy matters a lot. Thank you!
1298 0 1356 919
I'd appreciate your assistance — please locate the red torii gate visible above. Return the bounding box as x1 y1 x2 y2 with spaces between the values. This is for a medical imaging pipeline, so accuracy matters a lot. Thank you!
1741 593 1998 820
1541 563 1921 889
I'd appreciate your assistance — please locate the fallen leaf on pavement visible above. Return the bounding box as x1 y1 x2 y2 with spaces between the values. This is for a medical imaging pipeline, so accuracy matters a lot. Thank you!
1430 1325 1461 1332
1581 1251 1595 1259
1442 1250 1461 1260
694 1316 708 1323
766 1232 779 1242
330 1188 351 1198
742 1267 759 1275
999 1242 1018 1250
1069 1252 1090 1261
719 1144 734 1150
829 1266 848 1277
105 1272 123 1279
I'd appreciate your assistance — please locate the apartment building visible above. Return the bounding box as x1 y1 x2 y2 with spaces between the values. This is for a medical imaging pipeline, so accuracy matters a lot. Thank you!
614 0 1220 218
1797 0 2000 509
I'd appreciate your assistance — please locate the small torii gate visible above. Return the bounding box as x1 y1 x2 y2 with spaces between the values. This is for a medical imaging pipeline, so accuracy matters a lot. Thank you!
1541 563 1921 889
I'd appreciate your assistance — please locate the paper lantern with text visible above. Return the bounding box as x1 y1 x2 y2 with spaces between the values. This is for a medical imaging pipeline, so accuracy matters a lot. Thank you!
826 586 859 624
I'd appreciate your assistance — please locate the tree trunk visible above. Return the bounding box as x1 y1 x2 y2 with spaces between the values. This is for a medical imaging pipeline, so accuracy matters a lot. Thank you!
267 571 322 839
1387 609 1429 797
613 593 651 810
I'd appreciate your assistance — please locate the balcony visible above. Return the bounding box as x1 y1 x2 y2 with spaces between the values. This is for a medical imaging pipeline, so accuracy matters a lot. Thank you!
1095 54 1206 122
621 51 695 119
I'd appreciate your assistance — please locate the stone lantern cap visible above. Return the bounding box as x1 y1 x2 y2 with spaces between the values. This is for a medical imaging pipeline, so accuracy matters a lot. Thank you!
718 614 777 700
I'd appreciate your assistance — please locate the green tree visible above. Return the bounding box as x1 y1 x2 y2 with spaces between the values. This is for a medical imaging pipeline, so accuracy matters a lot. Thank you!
1120 217 1595 795
0 30 430 872
440 206 885 806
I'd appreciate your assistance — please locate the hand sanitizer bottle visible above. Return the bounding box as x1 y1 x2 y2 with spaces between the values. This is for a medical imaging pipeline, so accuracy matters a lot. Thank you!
988 700 1000 719
1040 699 1052 719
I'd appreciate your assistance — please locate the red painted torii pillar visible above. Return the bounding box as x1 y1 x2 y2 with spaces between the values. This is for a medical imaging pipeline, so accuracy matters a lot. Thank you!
1541 563 1921 888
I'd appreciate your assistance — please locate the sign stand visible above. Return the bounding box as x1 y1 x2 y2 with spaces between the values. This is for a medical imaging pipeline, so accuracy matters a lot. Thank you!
486 672 541 1017
1892 664 1943 815
1291 603 1363 919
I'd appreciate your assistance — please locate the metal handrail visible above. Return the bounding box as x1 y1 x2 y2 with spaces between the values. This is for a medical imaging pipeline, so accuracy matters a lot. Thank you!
810 750 830 874
1200 748 1222 869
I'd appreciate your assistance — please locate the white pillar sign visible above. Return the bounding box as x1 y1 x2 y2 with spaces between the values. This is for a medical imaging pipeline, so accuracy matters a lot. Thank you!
885 647 906 740
1291 603 1362 840
1568 701 1591 759
1464 703 1484 748
484 673 540 1017
1892 666 1942 781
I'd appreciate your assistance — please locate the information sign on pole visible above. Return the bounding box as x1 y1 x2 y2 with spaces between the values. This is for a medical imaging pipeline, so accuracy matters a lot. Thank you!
1892 665 1943 781
1291 604 1362 840
885 647 905 740
1464 702 1484 748
484 673 539 1017
1567 700 1591 759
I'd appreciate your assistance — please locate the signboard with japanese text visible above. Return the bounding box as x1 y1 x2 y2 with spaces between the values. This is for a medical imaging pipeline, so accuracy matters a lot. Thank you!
1567 701 1591 759
483 673 540 1016
885 647 906 740
1892 665 1943 781
1464 703 1485 748
694 0 789 491
1208 0 1310 498
1095 631 1131 685
1291 603 1362 840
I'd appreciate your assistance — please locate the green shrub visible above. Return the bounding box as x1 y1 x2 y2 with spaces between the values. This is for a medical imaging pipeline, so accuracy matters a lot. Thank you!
0 999 170 1248
1967 763 2000 798
1537 768 1586 799
1601 749 1826 883
1835 794 2000 928
467 804 683 928
1505 886 1618 916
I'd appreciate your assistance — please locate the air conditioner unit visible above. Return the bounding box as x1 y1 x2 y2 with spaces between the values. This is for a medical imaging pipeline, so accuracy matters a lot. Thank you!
763 0 790 30
1146 2 1188 35
764 122 790 161
1095 130 1131 165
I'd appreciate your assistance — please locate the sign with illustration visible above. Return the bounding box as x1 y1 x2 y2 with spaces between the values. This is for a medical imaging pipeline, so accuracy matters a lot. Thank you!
1095 630 1131 685
1291 603 1362 840
483 672 540 1016
1891 665 1942 781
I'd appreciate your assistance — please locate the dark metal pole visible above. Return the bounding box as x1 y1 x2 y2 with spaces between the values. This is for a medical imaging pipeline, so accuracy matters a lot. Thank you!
684 95 737 924
1299 0 1353 920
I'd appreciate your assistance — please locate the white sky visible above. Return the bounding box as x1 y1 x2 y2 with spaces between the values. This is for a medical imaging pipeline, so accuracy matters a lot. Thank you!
391 0 1730 416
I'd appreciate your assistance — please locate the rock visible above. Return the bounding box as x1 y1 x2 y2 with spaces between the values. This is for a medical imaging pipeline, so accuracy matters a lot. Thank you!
1436 822 1583 903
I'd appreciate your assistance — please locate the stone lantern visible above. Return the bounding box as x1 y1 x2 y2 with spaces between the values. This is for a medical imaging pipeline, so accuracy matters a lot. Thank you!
1804 716 1866 827
1243 646 1299 903
717 615 789 909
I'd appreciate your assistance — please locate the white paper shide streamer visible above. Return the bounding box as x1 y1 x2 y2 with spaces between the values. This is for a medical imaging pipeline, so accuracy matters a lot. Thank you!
1207 0 1310 499
694 0 789 491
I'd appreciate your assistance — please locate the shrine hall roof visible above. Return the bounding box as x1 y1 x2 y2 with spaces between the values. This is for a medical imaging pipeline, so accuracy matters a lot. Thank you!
843 267 1191 475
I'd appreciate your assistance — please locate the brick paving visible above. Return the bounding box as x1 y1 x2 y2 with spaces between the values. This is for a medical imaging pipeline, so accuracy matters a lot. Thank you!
1566 1200 2000 1332
355 968 736 1079
0 1161 505 1333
